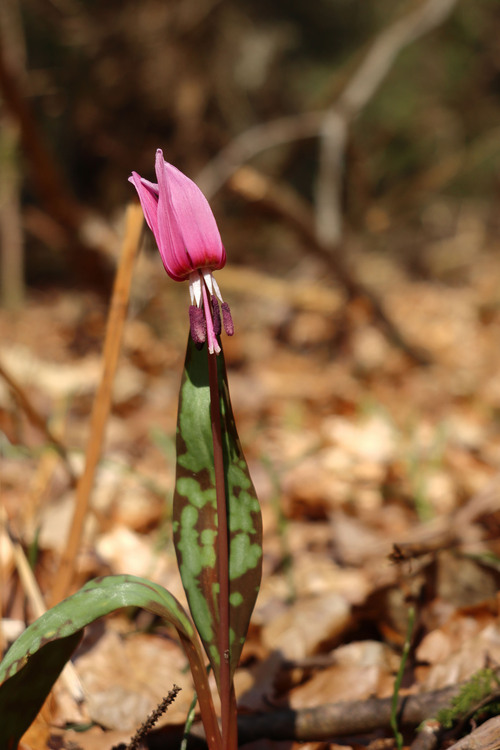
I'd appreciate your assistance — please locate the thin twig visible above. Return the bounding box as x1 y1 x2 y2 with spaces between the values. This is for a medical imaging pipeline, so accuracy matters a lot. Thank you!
49 203 144 606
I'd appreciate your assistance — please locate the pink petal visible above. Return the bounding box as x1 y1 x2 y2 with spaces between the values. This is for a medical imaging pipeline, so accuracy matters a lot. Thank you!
128 172 159 238
167 163 225 269
156 150 226 276
155 151 192 280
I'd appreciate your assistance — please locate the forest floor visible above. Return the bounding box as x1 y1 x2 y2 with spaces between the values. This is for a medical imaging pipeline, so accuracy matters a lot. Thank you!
2 201 500 750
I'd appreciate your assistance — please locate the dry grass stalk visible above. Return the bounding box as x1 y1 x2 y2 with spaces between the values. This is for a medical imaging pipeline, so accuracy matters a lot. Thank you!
49 203 144 606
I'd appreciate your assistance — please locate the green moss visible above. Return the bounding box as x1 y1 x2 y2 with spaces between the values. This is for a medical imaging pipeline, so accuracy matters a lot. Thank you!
434 668 500 729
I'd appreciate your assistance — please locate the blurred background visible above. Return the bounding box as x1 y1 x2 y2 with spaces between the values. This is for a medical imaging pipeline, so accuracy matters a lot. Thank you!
1 0 499 294
4 2 500 745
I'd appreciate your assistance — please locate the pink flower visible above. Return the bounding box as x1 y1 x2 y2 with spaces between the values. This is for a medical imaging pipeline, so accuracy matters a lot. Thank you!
129 149 233 354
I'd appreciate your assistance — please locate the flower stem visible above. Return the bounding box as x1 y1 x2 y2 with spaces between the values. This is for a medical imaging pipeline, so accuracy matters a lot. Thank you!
207 349 236 750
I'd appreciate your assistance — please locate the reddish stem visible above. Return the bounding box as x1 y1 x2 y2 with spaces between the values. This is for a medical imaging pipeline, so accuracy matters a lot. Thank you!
207 349 236 750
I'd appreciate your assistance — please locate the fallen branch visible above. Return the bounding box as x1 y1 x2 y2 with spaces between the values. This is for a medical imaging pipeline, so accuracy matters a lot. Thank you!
235 685 459 744
150 681 471 747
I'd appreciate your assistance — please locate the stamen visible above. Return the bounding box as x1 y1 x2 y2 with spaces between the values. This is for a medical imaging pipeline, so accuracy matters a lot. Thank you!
201 279 221 355
211 295 221 336
221 302 234 336
189 305 206 344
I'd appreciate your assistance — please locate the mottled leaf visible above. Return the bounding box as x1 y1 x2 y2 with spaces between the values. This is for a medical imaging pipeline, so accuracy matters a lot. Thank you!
173 337 262 682
0 575 220 750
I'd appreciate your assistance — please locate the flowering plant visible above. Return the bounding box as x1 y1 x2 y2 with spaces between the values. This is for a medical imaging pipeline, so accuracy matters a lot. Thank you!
130 150 233 354
0 154 262 750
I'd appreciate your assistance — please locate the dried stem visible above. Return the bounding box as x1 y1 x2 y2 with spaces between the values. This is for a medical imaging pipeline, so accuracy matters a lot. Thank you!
207 349 236 750
49 204 144 606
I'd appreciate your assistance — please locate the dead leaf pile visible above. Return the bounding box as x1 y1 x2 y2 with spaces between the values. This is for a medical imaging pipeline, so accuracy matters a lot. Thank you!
3 220 500 749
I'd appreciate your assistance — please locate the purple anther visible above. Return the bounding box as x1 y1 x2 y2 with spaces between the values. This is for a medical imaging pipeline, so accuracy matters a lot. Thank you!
189 305 207 344
211 295 221 336
221 302 234 336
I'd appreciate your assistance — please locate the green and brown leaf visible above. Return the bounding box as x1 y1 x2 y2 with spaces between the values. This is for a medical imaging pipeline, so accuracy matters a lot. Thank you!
173 337 262 682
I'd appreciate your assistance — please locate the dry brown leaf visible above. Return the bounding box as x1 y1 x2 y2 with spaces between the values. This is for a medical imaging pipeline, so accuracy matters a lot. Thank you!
262 592 351 660
75 628 197 730
289 640 399 708
417 604 500 690
95 525 171 582
59 725 131 750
